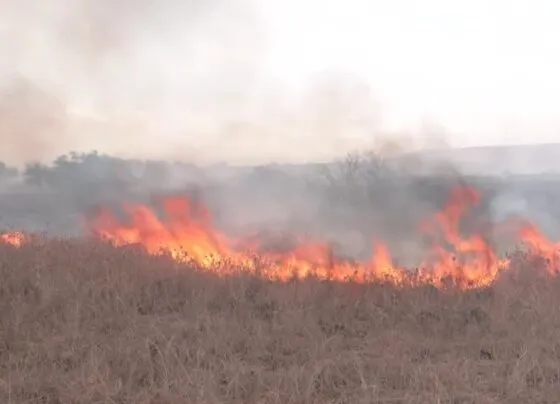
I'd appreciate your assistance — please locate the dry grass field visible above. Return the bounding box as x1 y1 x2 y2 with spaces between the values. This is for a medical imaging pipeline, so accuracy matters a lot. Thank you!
1 238 560 404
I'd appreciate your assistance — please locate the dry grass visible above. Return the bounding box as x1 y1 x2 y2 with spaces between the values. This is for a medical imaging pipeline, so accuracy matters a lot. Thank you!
1 239 560 403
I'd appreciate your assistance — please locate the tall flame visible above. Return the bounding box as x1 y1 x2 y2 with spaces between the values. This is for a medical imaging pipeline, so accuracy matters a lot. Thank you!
518 222 560 273
3 186 559 289
84 186 560 288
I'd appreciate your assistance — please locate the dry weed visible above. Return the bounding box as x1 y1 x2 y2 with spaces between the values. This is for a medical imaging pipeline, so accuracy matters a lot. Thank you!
1 239 560 403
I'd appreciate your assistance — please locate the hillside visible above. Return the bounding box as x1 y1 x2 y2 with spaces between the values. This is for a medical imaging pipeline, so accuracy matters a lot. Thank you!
410 143 560 175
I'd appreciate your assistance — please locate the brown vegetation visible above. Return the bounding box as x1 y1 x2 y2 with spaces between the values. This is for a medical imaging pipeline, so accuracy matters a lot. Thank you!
1 239 560 403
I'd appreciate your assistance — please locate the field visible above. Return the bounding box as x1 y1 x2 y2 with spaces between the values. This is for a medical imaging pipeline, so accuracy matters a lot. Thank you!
2 238 560 404
3 152 560 403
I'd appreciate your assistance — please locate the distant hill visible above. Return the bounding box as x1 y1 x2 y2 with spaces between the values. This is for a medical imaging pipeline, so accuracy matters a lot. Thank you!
411 143 560 175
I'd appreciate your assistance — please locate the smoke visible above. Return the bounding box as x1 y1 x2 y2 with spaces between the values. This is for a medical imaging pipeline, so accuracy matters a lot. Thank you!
0 0 428 166
0 78 70 163
2 144 560 269
2 0 560 266
0 0 268 165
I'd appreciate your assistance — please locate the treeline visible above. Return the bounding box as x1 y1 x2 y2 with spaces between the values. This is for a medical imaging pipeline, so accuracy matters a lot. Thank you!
3 149 558 190
2 150 560 247
0 151 203 192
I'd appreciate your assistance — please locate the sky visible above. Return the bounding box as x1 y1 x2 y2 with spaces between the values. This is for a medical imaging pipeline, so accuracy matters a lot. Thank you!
1 0 560 165
260 0 560 142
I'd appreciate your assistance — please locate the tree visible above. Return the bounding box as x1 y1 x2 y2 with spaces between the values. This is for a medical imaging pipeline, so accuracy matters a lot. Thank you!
0 162 18 181
23 163 51 187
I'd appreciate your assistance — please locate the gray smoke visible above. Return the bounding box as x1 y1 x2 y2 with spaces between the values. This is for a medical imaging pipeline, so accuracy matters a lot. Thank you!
2 1 560 264
2 147 560 267
0 0 266 165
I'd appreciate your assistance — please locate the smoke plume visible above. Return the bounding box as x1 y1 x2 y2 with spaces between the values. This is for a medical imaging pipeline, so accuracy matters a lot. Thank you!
0 0 269 165
2 1 560 267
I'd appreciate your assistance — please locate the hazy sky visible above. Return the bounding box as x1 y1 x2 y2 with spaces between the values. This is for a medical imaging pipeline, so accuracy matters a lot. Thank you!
261 0 560 141
1 0 559 165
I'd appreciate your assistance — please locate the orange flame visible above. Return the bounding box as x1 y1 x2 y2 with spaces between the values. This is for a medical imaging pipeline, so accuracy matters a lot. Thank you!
0 231 27 247
414 186 509 287
3 186 558 289
86 186 560 289
518 222 560 273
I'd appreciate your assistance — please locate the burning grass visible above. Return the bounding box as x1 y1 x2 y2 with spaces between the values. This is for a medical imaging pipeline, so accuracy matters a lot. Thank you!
82 185 560 289
2 238 560 403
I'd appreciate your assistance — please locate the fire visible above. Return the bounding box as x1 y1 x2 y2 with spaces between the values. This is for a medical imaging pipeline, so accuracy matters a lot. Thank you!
518 222 560 273
0 231 27 247
85 186 560 289
3 186 559 289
